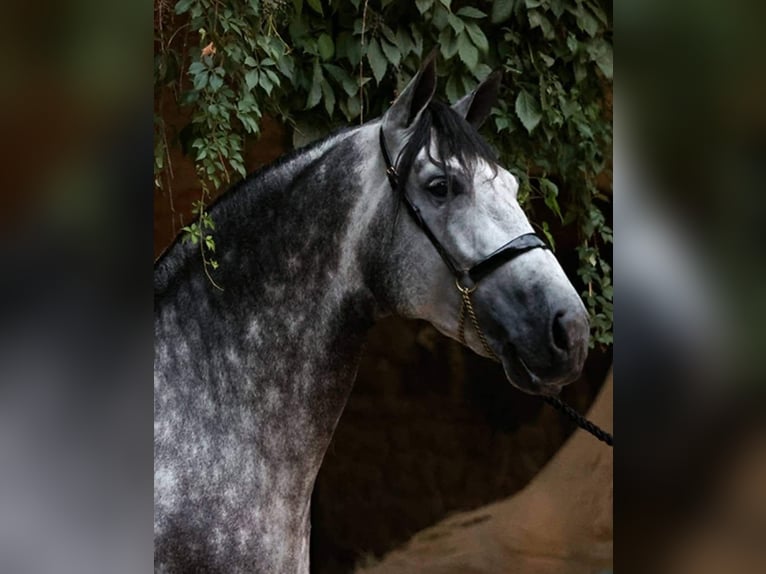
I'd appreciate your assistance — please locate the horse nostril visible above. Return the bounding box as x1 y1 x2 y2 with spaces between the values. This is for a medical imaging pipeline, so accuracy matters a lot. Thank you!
551 311 570 354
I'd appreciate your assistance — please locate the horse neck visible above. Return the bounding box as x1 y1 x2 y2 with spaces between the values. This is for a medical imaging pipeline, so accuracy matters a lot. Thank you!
155 120 389 514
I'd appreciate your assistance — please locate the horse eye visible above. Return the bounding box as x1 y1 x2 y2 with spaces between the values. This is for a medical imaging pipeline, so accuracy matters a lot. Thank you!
427 179 449 198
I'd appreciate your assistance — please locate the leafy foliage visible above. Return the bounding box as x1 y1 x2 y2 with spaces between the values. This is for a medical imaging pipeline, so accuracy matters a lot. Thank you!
154 0 613 347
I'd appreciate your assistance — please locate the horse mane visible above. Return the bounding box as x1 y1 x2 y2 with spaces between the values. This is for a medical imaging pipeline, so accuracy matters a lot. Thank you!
154 125 357 286
209 125 357 213
395 99 498 188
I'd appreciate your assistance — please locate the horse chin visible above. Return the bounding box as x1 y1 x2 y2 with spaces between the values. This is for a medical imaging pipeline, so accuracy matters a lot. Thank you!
498 343 571 397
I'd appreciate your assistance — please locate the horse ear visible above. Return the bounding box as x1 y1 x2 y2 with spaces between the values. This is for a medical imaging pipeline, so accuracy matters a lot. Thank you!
382 48 437 134
452 71 502 129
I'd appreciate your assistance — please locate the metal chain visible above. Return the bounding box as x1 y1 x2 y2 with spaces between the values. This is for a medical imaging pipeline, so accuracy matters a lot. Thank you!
454 280 613 447
457 288 469 349
456 281 498 361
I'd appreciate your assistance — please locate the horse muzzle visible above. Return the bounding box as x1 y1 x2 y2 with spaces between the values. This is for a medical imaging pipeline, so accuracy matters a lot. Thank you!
485 290 590 396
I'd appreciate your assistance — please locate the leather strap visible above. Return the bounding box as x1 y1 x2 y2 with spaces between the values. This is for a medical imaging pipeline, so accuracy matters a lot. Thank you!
467 233 549 284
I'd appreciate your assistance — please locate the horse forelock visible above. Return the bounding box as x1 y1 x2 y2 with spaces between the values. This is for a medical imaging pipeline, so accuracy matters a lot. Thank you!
395 99 498 187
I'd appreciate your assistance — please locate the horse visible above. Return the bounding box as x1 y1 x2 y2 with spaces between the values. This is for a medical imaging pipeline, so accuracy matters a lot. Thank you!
154 52 590 573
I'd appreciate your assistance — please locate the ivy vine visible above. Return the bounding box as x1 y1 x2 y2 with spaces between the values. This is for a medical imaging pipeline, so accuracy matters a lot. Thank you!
154 0 613 347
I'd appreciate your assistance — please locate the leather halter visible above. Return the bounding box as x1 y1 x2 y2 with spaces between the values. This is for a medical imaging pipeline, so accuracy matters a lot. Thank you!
379 126 549 291
379 126 614 448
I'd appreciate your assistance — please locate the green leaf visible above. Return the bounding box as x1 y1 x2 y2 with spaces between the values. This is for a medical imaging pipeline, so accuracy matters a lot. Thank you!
432 5 449 30
189 61 206 75
540 178 562 220
245 69 259 90
447 13 464 34
541 221 556 250
549 0 565 19
209 73 224 91
367 38 387 84
396 27 413 57
321 81 335 115
306 0 323 16
380 38 401 67
576 7 599 37
244 56 257 67
264 68 280 87
347 94 361 118
410 24 424 56
324 64 356 96
318 33 334 61
238 113 259 134
175 0 193 15
585 0 609 25
439 28 458 59
491 0 514 24
539 53 555 67
457 34 478 69
528 10 554 40
306 60 322 109
343 34 361 66
574 60 587 83
415 0 433 15
587 39 613 79
276 54 294 80
438 0 451 9
457 7 486 18
566 33 578 55
471 63 492 81
381 25 398 46
465 22 488 52
515 90 542 133
193 70 209 91
259 71 273 95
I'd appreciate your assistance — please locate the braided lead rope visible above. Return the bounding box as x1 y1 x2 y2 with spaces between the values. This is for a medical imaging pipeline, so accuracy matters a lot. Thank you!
543 395 613 446
455 280 613 447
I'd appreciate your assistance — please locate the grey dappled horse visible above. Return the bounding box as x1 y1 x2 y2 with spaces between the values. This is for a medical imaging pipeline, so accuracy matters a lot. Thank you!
154 54 589 573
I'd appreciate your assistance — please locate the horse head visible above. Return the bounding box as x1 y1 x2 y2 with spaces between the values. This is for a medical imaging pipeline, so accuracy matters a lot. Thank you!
376 53 589 396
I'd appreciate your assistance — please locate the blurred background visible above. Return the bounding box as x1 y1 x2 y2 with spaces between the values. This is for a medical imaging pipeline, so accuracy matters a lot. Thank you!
0 0 763 573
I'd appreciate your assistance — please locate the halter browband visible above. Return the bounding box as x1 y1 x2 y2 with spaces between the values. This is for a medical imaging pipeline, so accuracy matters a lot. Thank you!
379 126 549 289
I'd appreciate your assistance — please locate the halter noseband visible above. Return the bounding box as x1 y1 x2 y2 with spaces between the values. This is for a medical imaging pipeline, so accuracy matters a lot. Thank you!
379 126 549 352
